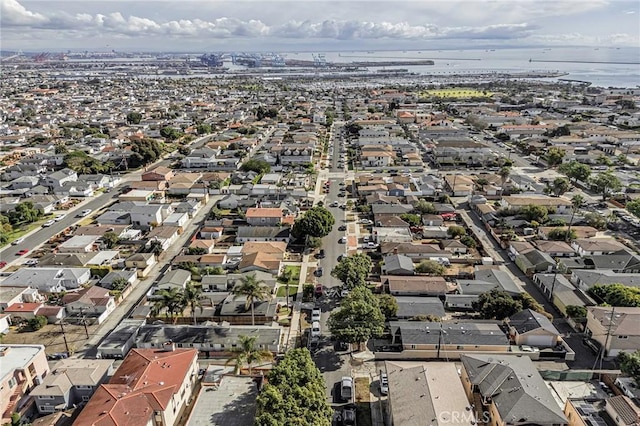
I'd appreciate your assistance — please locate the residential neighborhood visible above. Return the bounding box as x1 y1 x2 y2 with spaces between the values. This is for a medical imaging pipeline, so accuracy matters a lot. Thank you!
1 57 640 426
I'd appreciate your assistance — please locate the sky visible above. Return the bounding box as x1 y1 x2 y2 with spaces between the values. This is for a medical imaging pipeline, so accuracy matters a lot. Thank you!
1 0 639 52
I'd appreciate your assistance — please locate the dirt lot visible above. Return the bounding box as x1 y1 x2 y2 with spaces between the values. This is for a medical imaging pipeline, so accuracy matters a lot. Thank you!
3 322 99 356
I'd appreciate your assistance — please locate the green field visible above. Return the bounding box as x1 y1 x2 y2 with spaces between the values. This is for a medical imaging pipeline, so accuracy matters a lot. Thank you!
419 88 492 98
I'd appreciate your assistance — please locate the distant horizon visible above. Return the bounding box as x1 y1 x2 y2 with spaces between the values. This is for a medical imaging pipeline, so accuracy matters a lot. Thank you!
3 44 638 55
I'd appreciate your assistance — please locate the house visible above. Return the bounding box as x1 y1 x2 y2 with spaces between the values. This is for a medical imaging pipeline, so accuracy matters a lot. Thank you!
384 361 474 426
42 168 77 188
0 268 91 293
97 319 145 360
57 235 101 253
383 275 456 297
4 303 43 321
142 166 174 182
571 269 640 291
585 306 640 357
30 359 114 415
125 253 157 278
470 266 523 296
604 395 640 426
146 225 181 251
381 254 415 275
388 321 510 358
460 354 568 426
0 345 50 424
157 269 191 290
394 297 445 320
0 287 42 312
238 252 281 274
73 348 199 426
534 240 576 257
380 242 451 261
135 323 282 354
515 248 556 277
99 270 137 290
571 238 628 256
130 204 167 229
217 293 277 325
501 195 573 214
445 294 479 311
62 286 116 324
236 226 290 243
245 207 288 226
538 226 598 240
507 309 560 347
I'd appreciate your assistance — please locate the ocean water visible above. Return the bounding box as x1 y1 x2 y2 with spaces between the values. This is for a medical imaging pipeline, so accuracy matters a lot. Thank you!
287 46 640 88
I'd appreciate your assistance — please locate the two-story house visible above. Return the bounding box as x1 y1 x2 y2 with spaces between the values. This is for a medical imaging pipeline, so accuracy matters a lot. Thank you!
245 207 288 226
30 358 114 415
585 306 640 357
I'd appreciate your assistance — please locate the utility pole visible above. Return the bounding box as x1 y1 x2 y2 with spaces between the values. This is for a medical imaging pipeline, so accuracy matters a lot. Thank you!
79 307 89 339
58 321 70 354
598 306 616 379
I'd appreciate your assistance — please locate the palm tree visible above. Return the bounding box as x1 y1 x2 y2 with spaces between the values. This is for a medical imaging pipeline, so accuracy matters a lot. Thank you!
232 273 272 325
151 287 185 323
565 194 584 242
183 282 203 325
498 166 511 198
226 335 273 375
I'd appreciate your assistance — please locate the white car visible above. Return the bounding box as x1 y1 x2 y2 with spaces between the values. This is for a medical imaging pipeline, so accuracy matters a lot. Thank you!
311 321 321 338
24 259 38 266
78 209 92 217
340 376 354 402
379 373 389 395
311 308 321 322
54 215 65 222
339 236 347 244
11 237 25 245
42 220 55 227
359 219 373 225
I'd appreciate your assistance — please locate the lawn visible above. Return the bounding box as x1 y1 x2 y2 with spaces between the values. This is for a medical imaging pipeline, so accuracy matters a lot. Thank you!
276 284 298 297
278 265 301 284
355 377 372 426
0 214 56 248
419 88 492 98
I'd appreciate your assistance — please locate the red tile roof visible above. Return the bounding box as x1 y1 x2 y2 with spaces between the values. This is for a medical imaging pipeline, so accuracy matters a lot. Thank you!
5 302 43 313
73 348 197 426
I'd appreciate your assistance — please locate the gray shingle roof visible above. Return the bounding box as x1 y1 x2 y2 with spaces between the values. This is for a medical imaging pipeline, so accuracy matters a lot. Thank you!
508 309 559 335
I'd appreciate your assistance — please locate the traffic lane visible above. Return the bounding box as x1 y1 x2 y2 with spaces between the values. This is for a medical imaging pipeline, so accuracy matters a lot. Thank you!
0 188 122 262
311 338 351 401
320 180 347 288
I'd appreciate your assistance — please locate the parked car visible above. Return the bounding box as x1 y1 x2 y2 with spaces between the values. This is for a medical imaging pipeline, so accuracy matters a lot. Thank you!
24 259 38 266
0 261 7 268
342 406 356 425
311 308 321 322
339 236 347 244
16 249 29 256
315 284 324 297
379 372 389 395
338 225 347 231
315 249 325 259
340 377 354 402
330 201 339 207
11 237 25 245
54 215 65 222
311 321 321 338
42 220 55 227
314 267 324 277
78 209 92 217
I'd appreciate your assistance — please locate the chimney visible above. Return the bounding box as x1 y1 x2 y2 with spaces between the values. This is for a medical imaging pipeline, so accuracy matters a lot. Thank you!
393 248 398 255
163 341 176 352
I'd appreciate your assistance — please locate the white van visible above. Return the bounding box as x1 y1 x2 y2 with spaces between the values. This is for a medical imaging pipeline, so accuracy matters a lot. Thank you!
311 321 321 338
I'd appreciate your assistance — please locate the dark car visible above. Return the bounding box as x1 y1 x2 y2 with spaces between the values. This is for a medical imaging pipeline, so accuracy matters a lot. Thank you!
342 406 356 425
315 284 324 297
338 225 347 231
315 249 325 259
314 267 324 277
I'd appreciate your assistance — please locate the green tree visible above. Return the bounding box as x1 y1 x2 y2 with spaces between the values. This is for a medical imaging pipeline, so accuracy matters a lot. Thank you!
547 228 577 241
110 277 129 292
101 231 120 249
160 126 182 141
413 199 436 214
590 170 622 201
28 315 47 331
226 334 273 375
327 287 385 348
186 247 207 255
627 199 640 219
415 259 446 275
520 204 548 223
617 350 640 386
558 161 591 184
232 273 272 325
547 177 571 196
255 349 332 426
588 284 640 307
291 206 335 241
475 177 489 191
546 147 566 166
8 201 42 225
151 287 186 322
240 159 271 174
196 123 212 135
565 305 587 321
447 225 466 238
126 111 142 124
584 212 607 230
400 213 422 227
460 235 477 248
472 289 523 319
377 294 399 320
498 166 511 197
183 282 203 325
331 253 372 289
